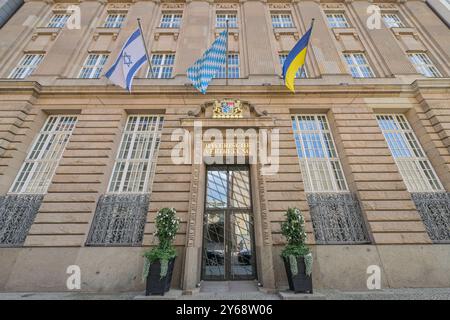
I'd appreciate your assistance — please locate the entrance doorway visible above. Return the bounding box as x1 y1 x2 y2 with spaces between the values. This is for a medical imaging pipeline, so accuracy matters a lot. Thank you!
201 165 257 280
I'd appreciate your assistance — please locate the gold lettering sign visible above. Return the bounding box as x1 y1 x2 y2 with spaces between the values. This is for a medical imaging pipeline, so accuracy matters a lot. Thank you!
204 142 249 156
213 99 243 119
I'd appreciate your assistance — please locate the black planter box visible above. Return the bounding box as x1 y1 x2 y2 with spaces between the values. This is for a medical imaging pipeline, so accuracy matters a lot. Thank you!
283 256 313 294
145 258 175 296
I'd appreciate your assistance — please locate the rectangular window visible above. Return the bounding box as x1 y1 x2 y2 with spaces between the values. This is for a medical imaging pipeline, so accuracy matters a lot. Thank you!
408 53 442 78
79 54 108 79
8 54 44 79
271 13 294 28
376 114 443 192
216 13 238 28
215 54 240 79
382 13 405 28
159 13 182 28
279 53 307 78
147 54 175 79
47 13 70 28
326 13 350 28
108 115 164 194
104 13 126 28
292 115 348 192
10 115 77 194
343 53 375 78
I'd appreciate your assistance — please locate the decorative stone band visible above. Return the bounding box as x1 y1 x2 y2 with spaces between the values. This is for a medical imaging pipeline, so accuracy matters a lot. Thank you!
411 192 450 243
86 194 149 246
307 192 370 244
0 194 44 246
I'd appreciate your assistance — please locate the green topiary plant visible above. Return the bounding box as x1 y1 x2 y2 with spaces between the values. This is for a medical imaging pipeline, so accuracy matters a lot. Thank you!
142 207 180 280
280 207 313 276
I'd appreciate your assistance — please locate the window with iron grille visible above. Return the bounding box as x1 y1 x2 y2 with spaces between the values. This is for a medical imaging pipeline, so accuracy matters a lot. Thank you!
10 115 77 194
292 115 347 192
8 54 44 79
104 13 126 28
47 13 71 28
382 13 405 28
108 115 164 193
326 13 350 28
159 13 182 28
279 53 307 78
214 54 240 79
147 54 175 79
407 53 442 78
78 53 108 79
216 13 238 28
376 114 443 192
343 53 375 78
271 13 294 28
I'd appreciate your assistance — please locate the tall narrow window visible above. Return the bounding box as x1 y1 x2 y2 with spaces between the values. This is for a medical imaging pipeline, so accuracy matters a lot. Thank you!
376 114 443 192
292 115 347 192
271 13 294 28
10 115 78 194
215 54 240 79
8 54 44 79
47 13 70 28
147 54 175 79
279 53 307 78
79 54 108 79
216 13 238 28
382 13 405 28
326 13 350 28
159 13 182 28
343 53 375 78
108 115 164 193
407 53 442 78
104 13 126 28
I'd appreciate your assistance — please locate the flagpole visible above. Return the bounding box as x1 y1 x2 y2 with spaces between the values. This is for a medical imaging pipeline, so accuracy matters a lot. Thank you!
225 19 229 86
137 18 154 78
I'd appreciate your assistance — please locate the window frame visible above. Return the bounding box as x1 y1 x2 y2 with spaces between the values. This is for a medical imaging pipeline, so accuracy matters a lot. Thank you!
279 53 307 78
381 13 406 28
103 13 127 28
78 53 109 79
147 53 175 79
47 13 71 28
343 52 375 78
214 53 240 79
271 12 295 28
215 12 238 28
8 53 44 79
325 12 350 28
159 12 183 28
407 52 442 78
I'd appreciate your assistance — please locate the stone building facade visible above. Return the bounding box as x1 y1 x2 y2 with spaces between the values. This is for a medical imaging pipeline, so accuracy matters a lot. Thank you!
0 0 449 292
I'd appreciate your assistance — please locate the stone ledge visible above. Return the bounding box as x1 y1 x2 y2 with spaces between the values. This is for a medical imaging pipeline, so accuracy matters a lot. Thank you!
278 290 326 300
133 289 183 300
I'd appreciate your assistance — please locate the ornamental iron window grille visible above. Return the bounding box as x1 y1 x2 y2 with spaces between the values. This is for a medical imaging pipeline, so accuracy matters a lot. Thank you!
376 114 443 192
86 194 149 246
279 53 307 78
407 53 442 78
47 13 71 28
307 193 370 244
79 53 108 79
216 13 238 28
214 54 240 79
107 115 163 194
147 54 175 79
9 54 44 79
291 115 348 192
271 13 294 28
326 13 350 28
159 13 182 28
343 53 375 78
0 194 44 246
104 13 126 28
382 13 405 28
10 115 78 194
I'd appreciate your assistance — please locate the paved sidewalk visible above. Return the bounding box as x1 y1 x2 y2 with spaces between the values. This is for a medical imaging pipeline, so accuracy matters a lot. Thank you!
1 287 450 300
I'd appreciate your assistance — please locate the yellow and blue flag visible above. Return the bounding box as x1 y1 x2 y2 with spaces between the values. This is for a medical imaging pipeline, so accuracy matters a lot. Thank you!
282 22 314 93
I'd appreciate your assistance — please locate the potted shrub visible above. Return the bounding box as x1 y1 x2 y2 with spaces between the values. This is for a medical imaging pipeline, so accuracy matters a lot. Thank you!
281 207 313 294
142 207 180 296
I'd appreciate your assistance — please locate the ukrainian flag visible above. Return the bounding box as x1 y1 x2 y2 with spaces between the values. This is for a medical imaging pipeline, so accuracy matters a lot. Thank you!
282 21 314 93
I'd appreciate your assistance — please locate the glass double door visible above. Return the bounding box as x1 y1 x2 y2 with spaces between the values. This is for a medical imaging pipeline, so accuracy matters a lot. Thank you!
202 166 256 280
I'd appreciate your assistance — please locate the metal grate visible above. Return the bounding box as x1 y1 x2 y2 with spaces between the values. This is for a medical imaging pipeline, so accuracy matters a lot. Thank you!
411 192 450 243
86 194 149 246
307 193 370 244
0 194 44 246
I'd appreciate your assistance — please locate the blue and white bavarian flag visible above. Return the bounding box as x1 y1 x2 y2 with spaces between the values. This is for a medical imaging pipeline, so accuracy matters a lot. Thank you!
105 28 147 92
187 30 228 94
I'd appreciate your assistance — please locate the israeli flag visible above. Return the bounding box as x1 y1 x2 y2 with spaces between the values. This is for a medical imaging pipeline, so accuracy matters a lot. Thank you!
187 30 228 94
105 28 148 92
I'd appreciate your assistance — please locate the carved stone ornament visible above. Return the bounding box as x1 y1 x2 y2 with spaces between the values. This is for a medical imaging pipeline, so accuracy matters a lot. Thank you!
216 3 238 9
106 3 131 11
213 99 243 119
268 3 291 9
161 3 185 9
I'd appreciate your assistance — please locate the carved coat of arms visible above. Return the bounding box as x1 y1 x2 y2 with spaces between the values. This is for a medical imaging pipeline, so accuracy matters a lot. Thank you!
213 99 243 119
